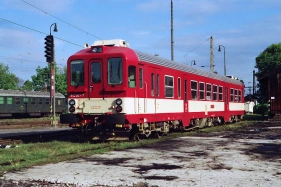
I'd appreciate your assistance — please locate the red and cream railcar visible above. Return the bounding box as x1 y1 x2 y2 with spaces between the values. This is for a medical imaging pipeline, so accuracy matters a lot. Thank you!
60 39 245 140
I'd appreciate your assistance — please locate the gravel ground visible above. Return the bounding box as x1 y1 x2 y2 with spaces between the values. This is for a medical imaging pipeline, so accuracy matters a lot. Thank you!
1 122 281 187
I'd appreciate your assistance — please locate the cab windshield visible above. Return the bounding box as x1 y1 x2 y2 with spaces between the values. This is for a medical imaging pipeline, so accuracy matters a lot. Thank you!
70 60 84 86
108 57 122 84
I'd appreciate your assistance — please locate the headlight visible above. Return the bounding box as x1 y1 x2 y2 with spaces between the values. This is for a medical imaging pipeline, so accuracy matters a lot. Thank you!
116 98 122 105
69 106 75 113
116 106 122 113
69 99 75 105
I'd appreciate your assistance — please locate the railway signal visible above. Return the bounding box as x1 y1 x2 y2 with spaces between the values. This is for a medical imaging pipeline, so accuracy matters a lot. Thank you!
44 35 54 63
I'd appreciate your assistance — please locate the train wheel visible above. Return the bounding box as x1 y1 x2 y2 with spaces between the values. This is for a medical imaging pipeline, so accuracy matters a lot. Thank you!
132 133 144 141
154 131 164 139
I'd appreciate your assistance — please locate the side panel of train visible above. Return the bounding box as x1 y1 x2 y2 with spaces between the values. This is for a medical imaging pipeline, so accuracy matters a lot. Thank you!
60 40 244 140
0 90 66 117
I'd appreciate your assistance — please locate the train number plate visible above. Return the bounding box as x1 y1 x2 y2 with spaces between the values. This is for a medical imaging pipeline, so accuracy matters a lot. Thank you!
115 124 123 128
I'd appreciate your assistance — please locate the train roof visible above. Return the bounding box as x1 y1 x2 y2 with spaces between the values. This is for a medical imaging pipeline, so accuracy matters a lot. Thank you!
88 39 244 86
134 50 244 86
0 90 65 98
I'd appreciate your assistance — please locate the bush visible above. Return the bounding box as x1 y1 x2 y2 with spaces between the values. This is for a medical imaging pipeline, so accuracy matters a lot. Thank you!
253 104 268 120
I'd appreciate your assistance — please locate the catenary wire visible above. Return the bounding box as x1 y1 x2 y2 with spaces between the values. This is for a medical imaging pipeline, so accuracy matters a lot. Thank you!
0 18 83 48
21 0 103 40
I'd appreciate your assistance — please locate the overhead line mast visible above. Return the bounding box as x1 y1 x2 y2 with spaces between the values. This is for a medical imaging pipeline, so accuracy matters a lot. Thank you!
210 36 214 73
171 0 174 61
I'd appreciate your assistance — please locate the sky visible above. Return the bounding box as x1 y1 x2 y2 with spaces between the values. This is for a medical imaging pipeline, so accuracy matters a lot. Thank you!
1 0 281 94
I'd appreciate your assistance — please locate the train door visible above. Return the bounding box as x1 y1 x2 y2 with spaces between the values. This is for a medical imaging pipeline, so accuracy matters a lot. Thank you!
5 96 13 114
224 87 229 111
137 64 145 114
88 60 103 99
145 66 160 115
182 75 189 125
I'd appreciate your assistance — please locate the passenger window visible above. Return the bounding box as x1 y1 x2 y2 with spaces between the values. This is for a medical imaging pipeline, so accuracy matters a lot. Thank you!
31 98 36 104
7 97 12 104
128 66 136 88
235 89 238 102
16 97 20 104
178 78 181 98
191 81 197 100
219 86 223 101
238 90 241 102
38 99 43 104
45 98 50 105
230 89 234 102
23 98 28 104
165 75 174 98
151 73 155 96
206 84 212 100
0 97 3 104
213 85 218 101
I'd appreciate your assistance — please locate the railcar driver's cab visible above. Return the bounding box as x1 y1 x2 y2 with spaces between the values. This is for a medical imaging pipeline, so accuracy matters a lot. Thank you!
66 39 138 115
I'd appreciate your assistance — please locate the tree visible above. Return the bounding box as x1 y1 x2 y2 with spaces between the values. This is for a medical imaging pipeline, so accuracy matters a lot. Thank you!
55 66 67 96
255 43 281 103
19 80 33 91
31 64 67 95
0 62 19 90
31 66 50 91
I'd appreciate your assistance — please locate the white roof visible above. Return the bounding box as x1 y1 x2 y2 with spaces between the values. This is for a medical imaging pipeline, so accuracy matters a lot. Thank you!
92 39 130 47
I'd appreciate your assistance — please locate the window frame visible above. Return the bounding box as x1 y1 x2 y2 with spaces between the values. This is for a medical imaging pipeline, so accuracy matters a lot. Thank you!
191 80 198 100
230 88 234 102
31 98 36 104
177 77 181 99
16 97 21 104
70 60 85 86
165 75 174 98
206 83 212 100
219 86 223 101
213 85 218 101
156 74 160 96
7 97 12 105
199 82 205 100
128 65 136 88
91 62 101 84
151 73 155 96
108 57 123 85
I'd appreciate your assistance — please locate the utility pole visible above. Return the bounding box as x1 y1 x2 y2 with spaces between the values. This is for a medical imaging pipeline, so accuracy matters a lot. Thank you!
210 36 214 73
253 70 256 95
171 0 174 61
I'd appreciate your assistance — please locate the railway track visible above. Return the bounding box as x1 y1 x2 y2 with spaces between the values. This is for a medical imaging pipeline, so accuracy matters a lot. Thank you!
0 119 67 130
0 128 82 147
0 139 22 148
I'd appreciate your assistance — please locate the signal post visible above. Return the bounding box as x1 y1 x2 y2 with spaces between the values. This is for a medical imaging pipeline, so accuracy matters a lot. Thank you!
44 23 58 127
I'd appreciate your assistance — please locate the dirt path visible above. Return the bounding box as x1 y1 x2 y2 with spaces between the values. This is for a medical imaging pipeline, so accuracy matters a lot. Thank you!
2 122 281 187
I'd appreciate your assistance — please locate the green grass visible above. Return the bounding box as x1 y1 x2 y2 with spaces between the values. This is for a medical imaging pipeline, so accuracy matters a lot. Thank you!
243 114 267 121
0 119 257 175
